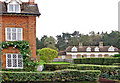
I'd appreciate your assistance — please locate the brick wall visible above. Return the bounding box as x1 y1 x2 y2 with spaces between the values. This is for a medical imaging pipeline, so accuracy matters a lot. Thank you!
1 15 37 68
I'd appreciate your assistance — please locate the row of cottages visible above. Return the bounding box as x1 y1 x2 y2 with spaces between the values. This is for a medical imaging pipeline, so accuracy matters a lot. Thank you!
58 42 119 59
0 0 40 69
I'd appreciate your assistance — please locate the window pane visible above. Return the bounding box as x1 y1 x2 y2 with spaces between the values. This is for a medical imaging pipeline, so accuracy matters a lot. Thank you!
12 28 16 33
7 54 11 58
18 28 21 33
12 33 16 40
7 33 11 40
18 54 22 58
13 59 17 67
15 5 19 12
9 4 13 11
7 59 12 67
7 28 11 32
18 59 23 67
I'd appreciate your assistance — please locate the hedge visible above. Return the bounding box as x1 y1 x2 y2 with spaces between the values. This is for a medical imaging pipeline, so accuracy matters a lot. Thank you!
54 69 101 81
44 63 70 71
113 63 120 66
68 64 120 72
100 69 120 81
74 58 120 65
1 70 101 82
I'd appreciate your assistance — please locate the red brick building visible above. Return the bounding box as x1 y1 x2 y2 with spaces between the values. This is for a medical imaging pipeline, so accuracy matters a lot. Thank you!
0 0 40 69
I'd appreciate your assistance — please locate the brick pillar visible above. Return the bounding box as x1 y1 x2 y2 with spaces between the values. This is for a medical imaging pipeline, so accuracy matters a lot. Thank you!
28 16 36 60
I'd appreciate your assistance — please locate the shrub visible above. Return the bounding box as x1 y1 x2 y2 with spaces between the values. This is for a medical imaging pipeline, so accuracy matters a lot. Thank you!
44 63 70 71
1 70 101 82
38 48 58 63
100 69 120 81
54 69 101 81
113 54 120 57
68 64 120 74
113 63 120 66
74 58 120 65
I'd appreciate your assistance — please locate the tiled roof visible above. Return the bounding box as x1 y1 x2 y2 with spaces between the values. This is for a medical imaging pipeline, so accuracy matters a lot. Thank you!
66 46 119 52
0 2 41 16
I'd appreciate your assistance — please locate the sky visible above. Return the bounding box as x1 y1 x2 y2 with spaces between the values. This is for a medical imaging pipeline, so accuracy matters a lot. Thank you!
1 0 120 39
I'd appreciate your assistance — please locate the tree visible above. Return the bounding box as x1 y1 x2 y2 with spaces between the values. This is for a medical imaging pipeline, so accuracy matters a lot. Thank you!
44 36 58 51
38 48 58 63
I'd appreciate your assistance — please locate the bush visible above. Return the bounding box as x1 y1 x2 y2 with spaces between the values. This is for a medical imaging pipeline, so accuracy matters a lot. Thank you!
113 63 120 66
1 70 101 82
68 64 120 73
44 63 70 71
38 48 58 63
74 58 120 65
113 54 120 57
54 69 101 81
100 69 120 81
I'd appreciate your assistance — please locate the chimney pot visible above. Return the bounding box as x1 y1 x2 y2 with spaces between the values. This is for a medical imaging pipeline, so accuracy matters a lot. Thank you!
29 0 34 5
99 42 103 48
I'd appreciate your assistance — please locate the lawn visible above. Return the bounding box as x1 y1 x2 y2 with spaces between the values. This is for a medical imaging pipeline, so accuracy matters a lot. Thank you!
50 62 70 64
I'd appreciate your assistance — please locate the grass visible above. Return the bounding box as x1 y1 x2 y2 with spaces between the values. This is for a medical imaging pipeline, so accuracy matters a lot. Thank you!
49 62 70 64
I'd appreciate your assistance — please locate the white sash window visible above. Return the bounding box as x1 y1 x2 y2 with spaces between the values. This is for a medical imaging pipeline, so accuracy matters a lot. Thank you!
6 54 23 69
8 4 20 13
5 28 23 41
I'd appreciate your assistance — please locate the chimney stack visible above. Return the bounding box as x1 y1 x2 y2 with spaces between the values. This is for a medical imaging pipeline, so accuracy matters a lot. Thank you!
29 0 34 5
79 42 83 48
99 42 103 48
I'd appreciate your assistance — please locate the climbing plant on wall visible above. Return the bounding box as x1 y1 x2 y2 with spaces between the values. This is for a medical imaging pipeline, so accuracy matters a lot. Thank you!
0 41 38 72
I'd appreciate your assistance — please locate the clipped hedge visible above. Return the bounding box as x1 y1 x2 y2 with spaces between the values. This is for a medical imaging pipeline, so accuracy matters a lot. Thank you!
1 70 101 82
44 63 70 71
113 63 120 66
55 69 101 81
74 58 120 65
68 64 120 73
101 69 120 81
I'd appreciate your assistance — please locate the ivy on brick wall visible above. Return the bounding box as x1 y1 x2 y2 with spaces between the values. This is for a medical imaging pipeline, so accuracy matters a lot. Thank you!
0 41 38 72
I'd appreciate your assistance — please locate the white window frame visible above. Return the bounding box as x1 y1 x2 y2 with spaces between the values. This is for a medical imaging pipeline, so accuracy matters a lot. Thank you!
86 47 91 52
5 28 23 41
62 56 65 59
94 47 99 52
71 46 77 52
8 3 21 13
6 53 23 69
72 54 77 59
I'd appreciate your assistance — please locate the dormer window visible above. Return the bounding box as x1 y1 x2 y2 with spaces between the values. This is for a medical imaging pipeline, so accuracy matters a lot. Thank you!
6 0 22 13
8 4 20 13
94 47 99 52
86 47 91 52
71 46 77 52
108 46 115 51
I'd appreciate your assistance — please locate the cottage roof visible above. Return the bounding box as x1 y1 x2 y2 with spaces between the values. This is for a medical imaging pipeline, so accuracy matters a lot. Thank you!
66 46 119 52
0 1 41 16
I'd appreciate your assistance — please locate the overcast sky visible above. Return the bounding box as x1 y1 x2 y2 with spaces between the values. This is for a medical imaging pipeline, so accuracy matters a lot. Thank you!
1 0 120 39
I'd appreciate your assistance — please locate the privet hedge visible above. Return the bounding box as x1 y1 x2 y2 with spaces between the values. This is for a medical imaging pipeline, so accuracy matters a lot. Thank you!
44 63 70 71
68 64 120 72
74 58 120 65
1 70 101 82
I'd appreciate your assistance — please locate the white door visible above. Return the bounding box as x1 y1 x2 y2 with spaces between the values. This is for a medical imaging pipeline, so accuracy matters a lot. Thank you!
62 56 65 59
95 54 98 58
87 55 90 58
72 55 77 59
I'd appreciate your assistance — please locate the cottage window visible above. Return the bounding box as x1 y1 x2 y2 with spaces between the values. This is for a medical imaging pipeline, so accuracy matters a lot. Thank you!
8 4 20 13
5 28 23 41
94 47 99 51
6 54 23 69
108 46 115 51
71 46 77 52
86 47 91 52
